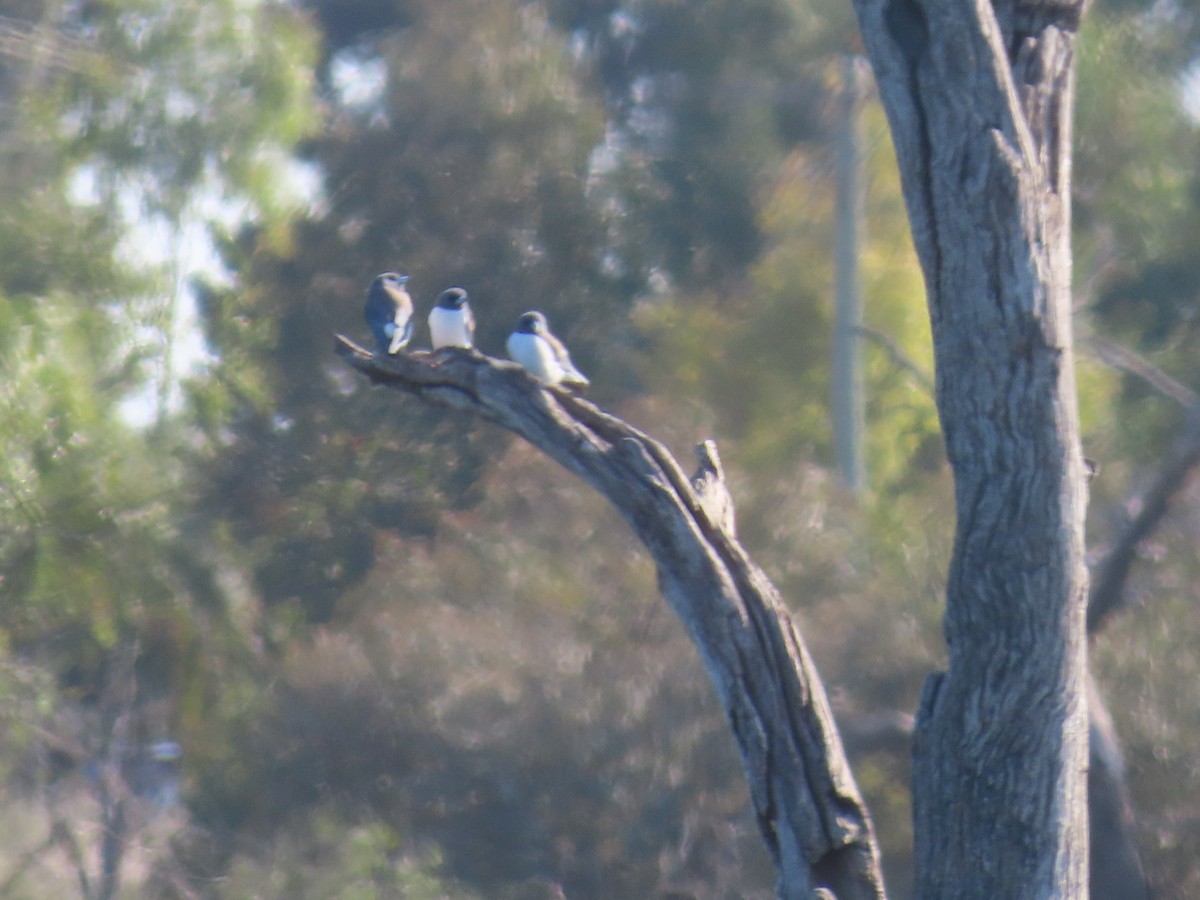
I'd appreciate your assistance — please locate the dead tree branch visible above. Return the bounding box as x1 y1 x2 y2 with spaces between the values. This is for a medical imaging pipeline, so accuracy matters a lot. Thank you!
1081 330 1200 630
1083 333 1199 411
852 325 934 396
335 336 886 900
1088 418 1200 633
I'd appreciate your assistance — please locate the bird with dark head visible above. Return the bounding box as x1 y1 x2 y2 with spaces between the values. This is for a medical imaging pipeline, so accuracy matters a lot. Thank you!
364 272 414 355
428 287 475 350
506 310 589 389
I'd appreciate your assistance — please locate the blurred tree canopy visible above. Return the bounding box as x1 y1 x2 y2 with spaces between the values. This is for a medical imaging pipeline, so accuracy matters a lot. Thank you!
0 0 1197 897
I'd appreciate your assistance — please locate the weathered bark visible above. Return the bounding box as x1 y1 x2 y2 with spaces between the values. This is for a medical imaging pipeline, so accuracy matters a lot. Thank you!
848 2 1090 896
335 337 886 899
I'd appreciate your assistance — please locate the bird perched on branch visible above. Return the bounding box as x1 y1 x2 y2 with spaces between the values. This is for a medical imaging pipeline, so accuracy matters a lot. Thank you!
364 272 414 355
428 287 475 350
506 310 590 389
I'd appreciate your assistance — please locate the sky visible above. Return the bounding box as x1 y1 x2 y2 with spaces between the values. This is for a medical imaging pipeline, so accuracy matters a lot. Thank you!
70 161 323 428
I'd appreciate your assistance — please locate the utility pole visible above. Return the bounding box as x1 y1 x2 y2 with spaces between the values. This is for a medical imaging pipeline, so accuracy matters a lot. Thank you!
831 55 867 495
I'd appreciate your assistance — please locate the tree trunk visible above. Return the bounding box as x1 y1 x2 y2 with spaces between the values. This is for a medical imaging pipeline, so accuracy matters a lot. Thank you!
848 2 1090 897
336 338 887 899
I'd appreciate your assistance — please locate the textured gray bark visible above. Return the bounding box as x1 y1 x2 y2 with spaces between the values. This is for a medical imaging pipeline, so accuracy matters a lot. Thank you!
335 337 886 899
848 2 1090 897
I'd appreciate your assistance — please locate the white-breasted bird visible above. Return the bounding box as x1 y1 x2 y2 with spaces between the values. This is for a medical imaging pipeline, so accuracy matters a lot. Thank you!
428 287 475 350
506 310 590 389
364 272 414 355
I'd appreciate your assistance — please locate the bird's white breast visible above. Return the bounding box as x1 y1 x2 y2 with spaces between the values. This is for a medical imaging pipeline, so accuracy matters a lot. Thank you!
507 332 564 385
429 306 473 349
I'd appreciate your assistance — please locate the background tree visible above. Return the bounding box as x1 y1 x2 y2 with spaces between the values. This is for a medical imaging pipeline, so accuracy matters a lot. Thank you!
0 0 317 894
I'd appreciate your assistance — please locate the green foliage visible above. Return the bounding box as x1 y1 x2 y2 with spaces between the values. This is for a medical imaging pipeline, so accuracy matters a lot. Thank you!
1075 9 1200 473
1071 14 1200 898
631 95 938 493
0 0 325 894
550 0 868 288
54 0 320 221
220 816 480 900
213 449 776 897
188 0 623 629
1093 558 1200 899
1076 14 1197 270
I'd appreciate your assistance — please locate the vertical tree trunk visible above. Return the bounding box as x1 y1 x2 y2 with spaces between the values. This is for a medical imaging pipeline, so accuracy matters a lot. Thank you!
848 2 1090 896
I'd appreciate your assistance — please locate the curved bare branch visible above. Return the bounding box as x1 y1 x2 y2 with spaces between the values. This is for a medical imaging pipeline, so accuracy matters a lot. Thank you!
335 336 886 900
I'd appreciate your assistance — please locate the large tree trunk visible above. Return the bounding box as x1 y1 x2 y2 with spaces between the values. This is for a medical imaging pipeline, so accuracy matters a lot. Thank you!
848 2 1090 897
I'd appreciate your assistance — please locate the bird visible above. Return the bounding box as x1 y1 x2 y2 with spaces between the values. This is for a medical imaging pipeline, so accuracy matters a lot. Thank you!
364 272 414 355
506 310 590 389
428 287 475 350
